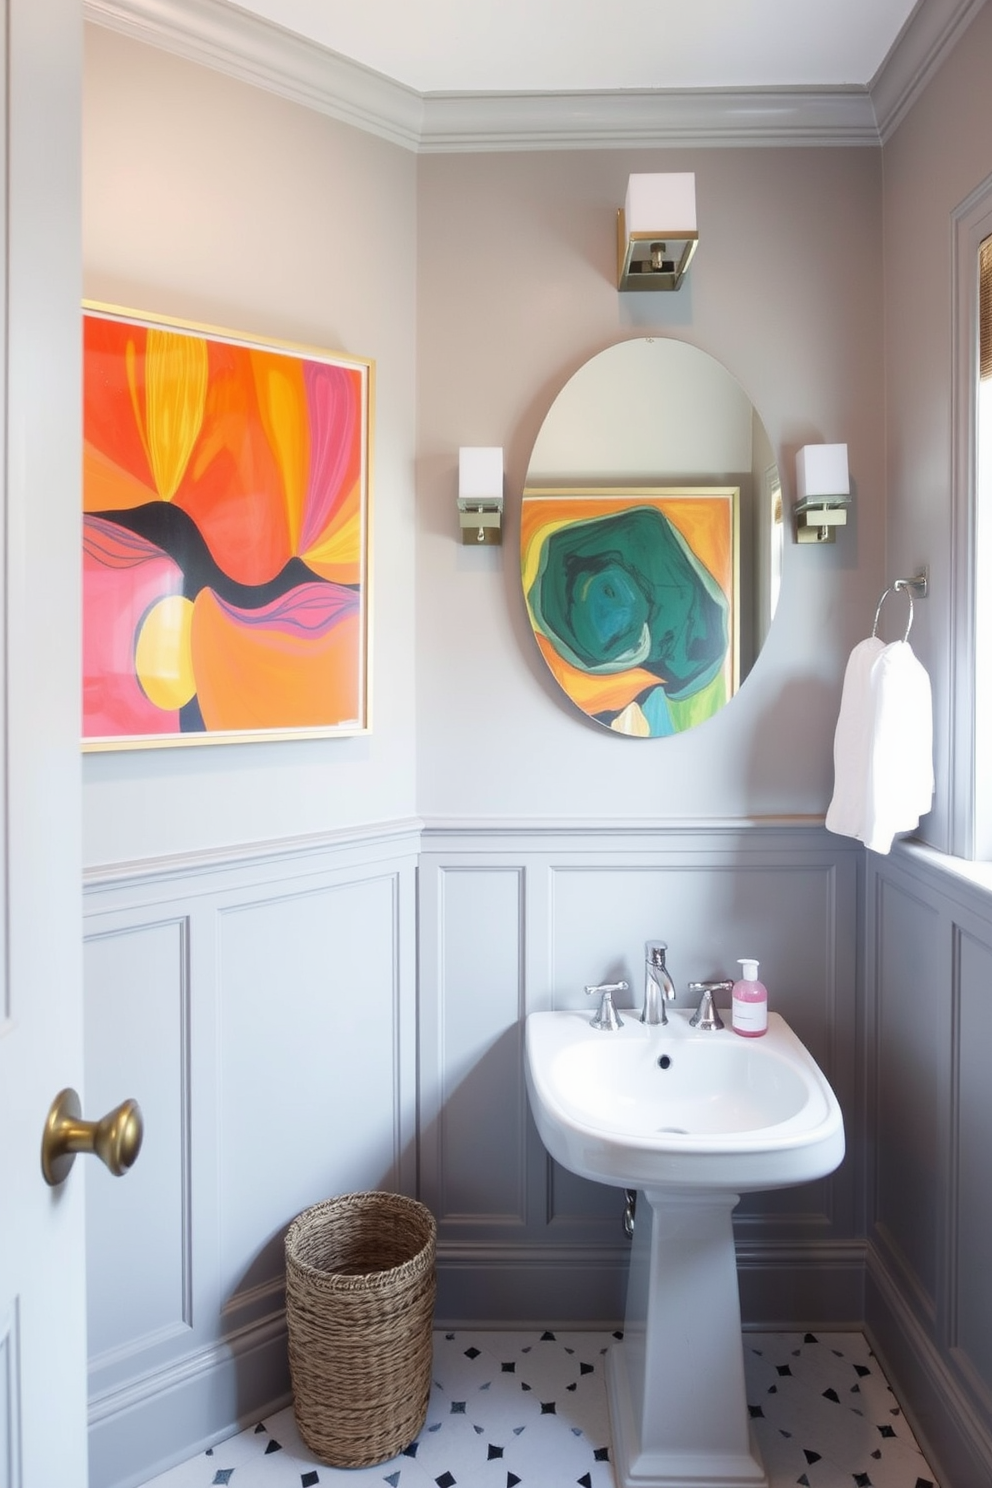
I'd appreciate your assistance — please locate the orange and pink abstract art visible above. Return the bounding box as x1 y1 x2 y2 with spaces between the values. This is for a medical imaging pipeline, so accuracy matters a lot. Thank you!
82 306 372 748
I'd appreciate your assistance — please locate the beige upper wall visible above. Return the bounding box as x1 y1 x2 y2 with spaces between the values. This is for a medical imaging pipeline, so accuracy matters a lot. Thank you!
416 146 885 819
882 0 992 854
82 24 419 866
83 20 900 846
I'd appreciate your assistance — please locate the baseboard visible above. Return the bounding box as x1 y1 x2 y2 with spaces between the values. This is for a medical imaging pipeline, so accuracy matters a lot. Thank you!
435 1239 865 1332
866 1242 992 1488
435 1244 629 1328
737 1239 866 1329
88 1313 291 1488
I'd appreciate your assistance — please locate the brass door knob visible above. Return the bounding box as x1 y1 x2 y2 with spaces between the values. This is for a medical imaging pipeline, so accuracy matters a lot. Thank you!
41 1087 143 1187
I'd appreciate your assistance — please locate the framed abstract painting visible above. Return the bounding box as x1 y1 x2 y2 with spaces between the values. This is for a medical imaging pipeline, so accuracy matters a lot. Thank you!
521 486 739 737
82 302 373 750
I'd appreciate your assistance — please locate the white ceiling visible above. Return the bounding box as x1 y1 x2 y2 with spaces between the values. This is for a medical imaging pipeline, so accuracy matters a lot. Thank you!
222 0 921 94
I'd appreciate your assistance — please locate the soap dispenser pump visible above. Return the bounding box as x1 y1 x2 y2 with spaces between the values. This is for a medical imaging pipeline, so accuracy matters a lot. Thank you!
731 958 768 1038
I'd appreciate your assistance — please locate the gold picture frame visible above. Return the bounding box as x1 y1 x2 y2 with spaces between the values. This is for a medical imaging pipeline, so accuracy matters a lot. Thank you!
82 302 373 749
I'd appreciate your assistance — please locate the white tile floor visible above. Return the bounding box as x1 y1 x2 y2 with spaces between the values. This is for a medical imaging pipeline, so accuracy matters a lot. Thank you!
141 1330 940 1488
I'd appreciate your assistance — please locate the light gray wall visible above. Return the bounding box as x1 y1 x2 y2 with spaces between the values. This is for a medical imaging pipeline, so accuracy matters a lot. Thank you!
82 25 419 867
866 848 992 1488
81 34 422 1482
82 29 889 849
882 0 992 855
863 10 992 1486
80 25 888 1487
83 18 964 1488
416 146 885 820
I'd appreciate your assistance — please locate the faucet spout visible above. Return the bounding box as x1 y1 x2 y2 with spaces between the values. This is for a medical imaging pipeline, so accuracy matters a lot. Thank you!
642 940 676 1025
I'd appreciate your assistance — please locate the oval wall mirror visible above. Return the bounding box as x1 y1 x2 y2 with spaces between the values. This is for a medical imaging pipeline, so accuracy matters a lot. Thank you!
521 337 783 737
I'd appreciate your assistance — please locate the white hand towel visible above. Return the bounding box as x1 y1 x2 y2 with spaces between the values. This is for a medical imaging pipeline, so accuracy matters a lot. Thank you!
824 637 884 844
825 637 934 854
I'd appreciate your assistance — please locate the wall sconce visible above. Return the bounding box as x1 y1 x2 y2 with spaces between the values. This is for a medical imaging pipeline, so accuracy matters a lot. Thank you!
617 173 698 292
457 447 503 545
794 443 851 544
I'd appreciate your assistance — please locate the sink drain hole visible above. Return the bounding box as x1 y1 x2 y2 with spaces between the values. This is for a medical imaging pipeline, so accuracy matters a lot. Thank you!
657 1054 672 1069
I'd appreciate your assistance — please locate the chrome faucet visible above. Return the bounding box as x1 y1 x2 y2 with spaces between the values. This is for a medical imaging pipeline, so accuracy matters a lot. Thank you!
642 940 676 1025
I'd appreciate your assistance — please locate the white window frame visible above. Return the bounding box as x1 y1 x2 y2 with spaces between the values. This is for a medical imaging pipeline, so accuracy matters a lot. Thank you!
951 179 992 859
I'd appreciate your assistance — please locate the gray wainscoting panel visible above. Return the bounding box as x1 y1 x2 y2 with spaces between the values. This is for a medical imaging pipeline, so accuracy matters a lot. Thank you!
82 818 863 1484
871 873 942 1310
0 1302 18 1488
952 926 992 1397
420 822 862 1329
85 919 191 1374
83 823 420 1488
217 872 405 1319
866 846 992 1488
431 867 525 1224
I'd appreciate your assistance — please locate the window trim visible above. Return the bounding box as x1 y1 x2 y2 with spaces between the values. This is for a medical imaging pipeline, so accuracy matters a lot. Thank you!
951 178 992 859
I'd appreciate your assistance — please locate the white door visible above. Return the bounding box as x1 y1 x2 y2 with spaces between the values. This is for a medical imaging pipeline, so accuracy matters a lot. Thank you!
0 1 88 1483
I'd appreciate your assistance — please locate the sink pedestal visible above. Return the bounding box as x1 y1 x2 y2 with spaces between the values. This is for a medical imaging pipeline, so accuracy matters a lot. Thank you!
605 1187 768 1488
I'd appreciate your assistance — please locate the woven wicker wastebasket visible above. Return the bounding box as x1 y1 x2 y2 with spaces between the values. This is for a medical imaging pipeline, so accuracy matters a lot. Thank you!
285 1191 436 1469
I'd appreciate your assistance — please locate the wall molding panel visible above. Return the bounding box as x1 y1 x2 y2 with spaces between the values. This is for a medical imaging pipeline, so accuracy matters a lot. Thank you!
0 1301 21 1488
867 1240 992 1488
419 821 862 1327
84 823 420 1488
84 915 194 1385
85 817 865 1485
866 843 992 1488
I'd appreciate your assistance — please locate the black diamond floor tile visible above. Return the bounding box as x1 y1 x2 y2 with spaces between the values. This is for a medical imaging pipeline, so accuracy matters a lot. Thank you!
137 1330 941 1488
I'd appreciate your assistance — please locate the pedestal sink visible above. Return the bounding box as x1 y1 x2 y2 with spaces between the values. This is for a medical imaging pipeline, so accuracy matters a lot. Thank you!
524 1008 845 1488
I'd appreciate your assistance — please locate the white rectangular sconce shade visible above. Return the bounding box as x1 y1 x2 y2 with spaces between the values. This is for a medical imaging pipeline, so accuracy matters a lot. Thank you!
795 443 851 544
618 173 698 292
459 446 503 502
457 446 503 545
796 443 849 501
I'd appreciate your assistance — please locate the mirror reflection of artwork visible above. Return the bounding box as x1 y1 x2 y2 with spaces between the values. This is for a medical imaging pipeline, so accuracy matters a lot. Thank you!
523 337 781 736
521 487 738 736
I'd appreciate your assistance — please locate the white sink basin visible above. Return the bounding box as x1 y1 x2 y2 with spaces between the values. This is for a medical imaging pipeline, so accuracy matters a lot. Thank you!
525 1007 844 1192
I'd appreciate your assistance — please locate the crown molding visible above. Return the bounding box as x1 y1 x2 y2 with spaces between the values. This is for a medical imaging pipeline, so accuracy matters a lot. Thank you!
84 0 426 149
418 87 878 151
85 0 982 152
870 0 987 142
85 0 881 149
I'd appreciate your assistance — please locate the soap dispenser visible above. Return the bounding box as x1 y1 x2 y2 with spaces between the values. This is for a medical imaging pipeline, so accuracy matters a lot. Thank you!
731 958 768 1038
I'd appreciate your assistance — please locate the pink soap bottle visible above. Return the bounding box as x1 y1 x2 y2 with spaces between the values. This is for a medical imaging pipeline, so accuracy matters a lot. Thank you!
731 958 768 1038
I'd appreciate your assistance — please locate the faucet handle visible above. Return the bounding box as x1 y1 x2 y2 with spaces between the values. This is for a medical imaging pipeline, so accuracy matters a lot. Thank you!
688 980 732 1031
645 939 668 967
585 980 628 1031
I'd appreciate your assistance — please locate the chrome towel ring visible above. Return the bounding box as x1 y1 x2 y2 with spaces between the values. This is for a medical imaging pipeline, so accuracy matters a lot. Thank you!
872 568 929 643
